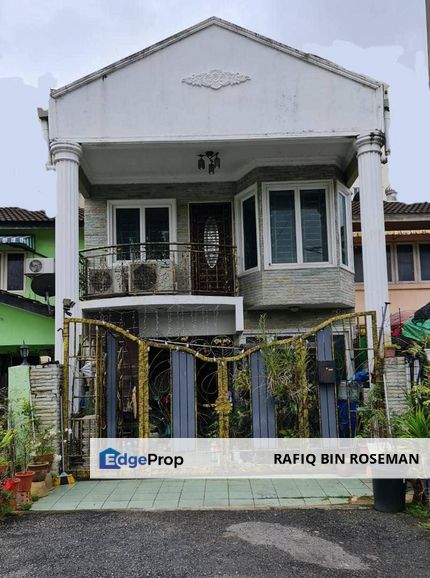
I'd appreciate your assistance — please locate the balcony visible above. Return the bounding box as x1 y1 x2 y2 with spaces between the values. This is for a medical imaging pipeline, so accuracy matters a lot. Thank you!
79 242 238 300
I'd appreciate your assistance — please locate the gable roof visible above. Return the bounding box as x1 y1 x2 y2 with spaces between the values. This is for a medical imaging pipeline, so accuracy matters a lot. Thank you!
0 207 84 226
352 197 430 220
51 17 383 99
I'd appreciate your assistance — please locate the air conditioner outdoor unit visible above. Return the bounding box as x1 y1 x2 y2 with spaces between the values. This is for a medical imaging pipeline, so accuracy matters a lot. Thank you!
129 262 157 293
87 268 114 297
128 260 174 294
25 257 54 275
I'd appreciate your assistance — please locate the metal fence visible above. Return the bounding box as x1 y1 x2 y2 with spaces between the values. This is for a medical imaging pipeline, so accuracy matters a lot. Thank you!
63 311 380 473
79 242 238 299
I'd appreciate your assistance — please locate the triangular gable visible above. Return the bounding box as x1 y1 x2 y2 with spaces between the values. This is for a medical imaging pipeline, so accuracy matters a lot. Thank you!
49 18 385 142
51 17 382 99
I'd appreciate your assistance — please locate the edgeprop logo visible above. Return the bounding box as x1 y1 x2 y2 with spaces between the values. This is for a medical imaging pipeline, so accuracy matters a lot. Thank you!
99 447 184 470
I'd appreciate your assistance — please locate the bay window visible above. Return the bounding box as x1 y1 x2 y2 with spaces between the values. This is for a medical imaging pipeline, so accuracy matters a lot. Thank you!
263 182 332 267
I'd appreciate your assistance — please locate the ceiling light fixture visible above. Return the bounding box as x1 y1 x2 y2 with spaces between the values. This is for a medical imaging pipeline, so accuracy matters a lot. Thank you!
197 151 221 175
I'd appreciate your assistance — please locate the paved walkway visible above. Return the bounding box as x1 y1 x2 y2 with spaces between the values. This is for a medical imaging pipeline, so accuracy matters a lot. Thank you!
31 478 373 511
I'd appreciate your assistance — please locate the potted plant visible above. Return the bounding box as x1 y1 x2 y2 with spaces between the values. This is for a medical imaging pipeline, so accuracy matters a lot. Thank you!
31 426 57 471
9 400 35 492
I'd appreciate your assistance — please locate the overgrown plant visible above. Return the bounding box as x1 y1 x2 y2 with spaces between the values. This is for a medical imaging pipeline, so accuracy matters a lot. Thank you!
356 377 389 438
392 341 430 506
258 315 313 437
9 399 36 473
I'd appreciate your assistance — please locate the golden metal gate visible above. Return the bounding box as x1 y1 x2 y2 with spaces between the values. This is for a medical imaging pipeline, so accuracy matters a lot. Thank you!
62 311 381 471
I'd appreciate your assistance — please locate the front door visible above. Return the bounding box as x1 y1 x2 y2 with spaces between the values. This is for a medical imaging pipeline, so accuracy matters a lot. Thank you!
189 202 234 295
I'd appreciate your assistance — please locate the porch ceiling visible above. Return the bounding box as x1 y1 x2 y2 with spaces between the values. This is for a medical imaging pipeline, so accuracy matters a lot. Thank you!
80 136 355 186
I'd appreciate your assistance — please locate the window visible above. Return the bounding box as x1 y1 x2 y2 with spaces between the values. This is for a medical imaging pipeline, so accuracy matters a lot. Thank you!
145 207 170 259
354 247 363 282
354 245 391 283
242 195 258 270
300 189 328 262
396 245 414 281
116 208 140 260
270 190 296 263
355 243 430 283
235 187 259 273
264 183 331 267
111 201 176 261
419 245 430 280
386 245 392 282
7 254 24 291
338 192 350 266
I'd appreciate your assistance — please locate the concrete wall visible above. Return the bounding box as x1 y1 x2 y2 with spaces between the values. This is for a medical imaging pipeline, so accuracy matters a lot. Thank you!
356 283 430 314
30 364 62 436
0 304 54 351
240 267 354 309
7 364 61 447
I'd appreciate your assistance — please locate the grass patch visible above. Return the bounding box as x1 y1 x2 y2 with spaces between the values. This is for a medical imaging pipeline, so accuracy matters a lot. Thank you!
406 504 430 532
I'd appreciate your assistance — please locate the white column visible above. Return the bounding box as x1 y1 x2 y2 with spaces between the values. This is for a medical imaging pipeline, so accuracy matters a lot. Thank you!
355 132 390 343
50 141 82 363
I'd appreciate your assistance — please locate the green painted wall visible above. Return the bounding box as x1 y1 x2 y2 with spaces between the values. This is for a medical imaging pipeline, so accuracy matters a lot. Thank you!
0 303 54 352
0 225 84 303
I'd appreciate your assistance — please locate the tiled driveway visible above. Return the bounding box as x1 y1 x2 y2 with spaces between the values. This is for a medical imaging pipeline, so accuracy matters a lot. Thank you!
31 478 373 511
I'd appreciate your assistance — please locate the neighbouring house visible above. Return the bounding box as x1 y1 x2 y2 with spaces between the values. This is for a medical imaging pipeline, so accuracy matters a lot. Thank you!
353 192 430 323
0 207 84 398
38 17 394 452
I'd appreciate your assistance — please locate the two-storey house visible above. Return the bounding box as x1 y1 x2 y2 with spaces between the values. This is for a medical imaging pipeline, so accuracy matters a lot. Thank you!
40 17 391 363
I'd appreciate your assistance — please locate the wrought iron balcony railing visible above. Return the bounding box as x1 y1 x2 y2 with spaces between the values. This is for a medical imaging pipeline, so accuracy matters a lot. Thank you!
79 242 238 300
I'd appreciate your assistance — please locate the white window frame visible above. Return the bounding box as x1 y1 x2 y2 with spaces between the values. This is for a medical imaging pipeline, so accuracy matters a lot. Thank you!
418 242 430 282
391 242 430 284
337 184 354 272
107 199 177 253
234 184 260 275
0 251 25 293
354 242 430 284
262 180 336 270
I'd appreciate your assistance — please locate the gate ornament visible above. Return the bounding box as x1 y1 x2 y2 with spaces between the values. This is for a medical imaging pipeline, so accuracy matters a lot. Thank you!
214 396 233 415
182 69 251 90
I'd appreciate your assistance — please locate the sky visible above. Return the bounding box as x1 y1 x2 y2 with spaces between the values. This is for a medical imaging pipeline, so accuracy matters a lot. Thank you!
0 0 428 215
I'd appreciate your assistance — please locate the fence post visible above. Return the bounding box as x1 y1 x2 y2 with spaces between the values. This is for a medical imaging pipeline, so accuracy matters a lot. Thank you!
138 341 150 438
106 331 117 438
216 361 231 437
172 350 196 437
316 326 338 437
250 351 276 438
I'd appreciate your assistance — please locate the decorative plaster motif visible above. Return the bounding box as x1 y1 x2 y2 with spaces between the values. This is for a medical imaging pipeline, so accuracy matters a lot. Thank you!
182 69 250 90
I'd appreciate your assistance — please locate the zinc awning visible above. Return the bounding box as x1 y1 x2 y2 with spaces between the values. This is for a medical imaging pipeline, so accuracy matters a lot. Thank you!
0 235 35 251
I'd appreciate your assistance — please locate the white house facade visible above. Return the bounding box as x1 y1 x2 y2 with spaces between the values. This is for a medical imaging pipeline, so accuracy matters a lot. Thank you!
40 17 391 362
